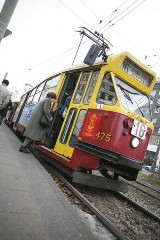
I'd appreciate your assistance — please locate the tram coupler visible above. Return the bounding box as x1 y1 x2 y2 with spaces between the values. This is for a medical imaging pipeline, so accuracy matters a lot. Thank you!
72 172 128 193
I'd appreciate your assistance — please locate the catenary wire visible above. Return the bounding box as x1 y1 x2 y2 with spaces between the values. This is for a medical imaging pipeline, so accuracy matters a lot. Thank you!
80 0 102 22
16 0 149 77
59 0 91 28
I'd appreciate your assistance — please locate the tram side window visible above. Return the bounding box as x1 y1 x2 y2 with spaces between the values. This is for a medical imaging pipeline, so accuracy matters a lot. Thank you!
18 95 27 108
96 73 117 105
69 110 87 147
32 82 45 103
83 70 100 105
26 88 36 105
73 72 90 104
40 75 60 101
59 108 77 144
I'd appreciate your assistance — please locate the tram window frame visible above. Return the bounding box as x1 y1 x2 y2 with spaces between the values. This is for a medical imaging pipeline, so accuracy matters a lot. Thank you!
115 76 151 120
73 72 90 104
40 75 60 101
83 70 100 105
32 82 45 103
57 72 81 108
59 108 77 144
96 73 117 105
26 88 36 105
18 95 27 108
69 109 87 147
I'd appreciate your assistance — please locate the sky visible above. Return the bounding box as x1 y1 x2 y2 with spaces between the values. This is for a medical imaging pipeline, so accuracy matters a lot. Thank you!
0 0 160 98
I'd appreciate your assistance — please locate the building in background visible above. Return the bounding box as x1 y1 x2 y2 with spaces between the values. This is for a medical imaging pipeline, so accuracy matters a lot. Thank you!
146 77 160 167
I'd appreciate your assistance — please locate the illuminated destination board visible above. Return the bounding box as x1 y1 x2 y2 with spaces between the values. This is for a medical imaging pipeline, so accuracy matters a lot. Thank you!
121 58 153 87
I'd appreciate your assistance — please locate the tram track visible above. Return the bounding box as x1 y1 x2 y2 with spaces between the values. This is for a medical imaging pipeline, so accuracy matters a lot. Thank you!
121 178 160 201
116 192 160 222
136 180 160 194
30 146 129 240
77 182 160 240
29 146 160 240
119 178 160 219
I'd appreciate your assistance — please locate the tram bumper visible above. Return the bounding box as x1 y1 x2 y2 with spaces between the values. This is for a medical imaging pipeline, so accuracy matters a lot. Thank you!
75 141 143 170
72 172 128 193
117 155 142 170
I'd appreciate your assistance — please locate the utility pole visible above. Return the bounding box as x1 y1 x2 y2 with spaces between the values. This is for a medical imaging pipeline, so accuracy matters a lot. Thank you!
0 0 19 43
3 72 8 79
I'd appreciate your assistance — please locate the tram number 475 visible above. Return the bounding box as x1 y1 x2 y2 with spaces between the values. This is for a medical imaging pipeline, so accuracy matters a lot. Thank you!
131 120 147 140
96 132 112 142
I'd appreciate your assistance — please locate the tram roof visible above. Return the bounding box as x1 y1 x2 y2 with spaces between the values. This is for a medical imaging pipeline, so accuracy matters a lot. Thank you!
50 51 156 77
21 51 157 97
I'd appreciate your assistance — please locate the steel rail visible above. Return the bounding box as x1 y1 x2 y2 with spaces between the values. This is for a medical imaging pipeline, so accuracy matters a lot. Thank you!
47 167 129 240
136 180 160 194
118 192 160 223
121 178 160 201
29 147 129 240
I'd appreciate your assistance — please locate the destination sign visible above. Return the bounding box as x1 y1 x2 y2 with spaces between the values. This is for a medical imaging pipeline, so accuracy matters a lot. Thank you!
121 58 152 87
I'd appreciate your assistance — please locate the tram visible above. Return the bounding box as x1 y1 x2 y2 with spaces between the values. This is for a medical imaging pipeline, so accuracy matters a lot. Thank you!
12 29 157 191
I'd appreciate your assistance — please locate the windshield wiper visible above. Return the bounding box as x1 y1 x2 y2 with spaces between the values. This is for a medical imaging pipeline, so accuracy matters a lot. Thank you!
132 98 144 117
117 84 144 117
117 84 137 104
121 88 133 104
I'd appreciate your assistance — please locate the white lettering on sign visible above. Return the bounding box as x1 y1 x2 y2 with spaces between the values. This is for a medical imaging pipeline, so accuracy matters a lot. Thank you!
121 59 152 87
131 120 147 139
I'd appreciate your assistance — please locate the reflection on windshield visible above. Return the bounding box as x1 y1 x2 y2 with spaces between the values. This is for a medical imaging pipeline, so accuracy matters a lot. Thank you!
115 76 151 121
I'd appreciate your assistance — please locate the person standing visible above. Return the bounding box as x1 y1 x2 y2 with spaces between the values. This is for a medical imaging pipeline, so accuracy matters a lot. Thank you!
0 79 10 125
1 99 12 123
3 99 13 122
19 92 57 153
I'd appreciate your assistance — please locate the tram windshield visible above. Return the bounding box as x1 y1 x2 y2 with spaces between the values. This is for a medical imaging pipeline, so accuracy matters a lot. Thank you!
115 76 151 121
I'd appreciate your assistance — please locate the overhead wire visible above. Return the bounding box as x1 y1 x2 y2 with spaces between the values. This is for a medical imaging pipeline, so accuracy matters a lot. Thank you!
28 1 145 69
92 0 130 29
10 47 76 79
92 0 148 64
58 0 91 28
22 0 148 76
93 0 132 29
80 0 102 22
97 0 146 32
76 0 147 60
108 0 140 25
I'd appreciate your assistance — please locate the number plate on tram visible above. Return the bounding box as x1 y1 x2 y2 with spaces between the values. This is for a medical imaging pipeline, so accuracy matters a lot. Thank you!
131 120 147 139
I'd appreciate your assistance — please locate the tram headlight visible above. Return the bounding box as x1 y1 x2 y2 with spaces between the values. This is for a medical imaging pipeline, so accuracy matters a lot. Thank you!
131 137 140 148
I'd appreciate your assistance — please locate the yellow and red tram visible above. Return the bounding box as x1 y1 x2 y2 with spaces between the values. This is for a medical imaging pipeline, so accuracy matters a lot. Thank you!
12 50 156 190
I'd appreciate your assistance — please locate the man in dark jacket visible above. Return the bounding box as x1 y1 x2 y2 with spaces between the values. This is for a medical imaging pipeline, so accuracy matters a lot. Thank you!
0 80 11 125
0 79 10 109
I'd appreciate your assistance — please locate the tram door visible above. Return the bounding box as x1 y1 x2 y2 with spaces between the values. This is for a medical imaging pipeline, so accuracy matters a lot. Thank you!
54 70 100 158
45 71 81 149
